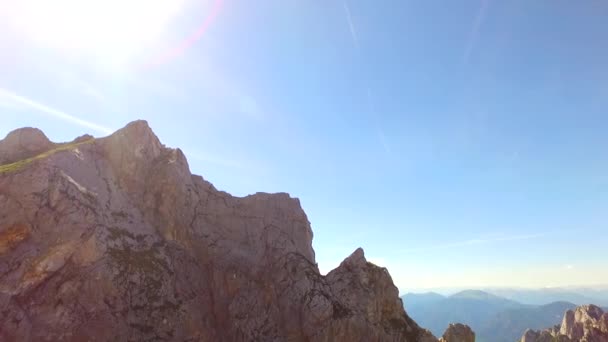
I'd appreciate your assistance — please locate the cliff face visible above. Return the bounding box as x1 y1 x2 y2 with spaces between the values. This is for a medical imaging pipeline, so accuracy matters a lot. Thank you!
0 121 442 341
520 305 608 342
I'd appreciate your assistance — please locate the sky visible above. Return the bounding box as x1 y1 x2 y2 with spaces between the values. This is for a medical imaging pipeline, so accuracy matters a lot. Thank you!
1 0 608 293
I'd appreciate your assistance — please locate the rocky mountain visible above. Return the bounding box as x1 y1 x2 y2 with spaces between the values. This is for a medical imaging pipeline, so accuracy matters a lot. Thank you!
0 121 471 341
479 301 576 342
403 291 575 342
520 305 608 342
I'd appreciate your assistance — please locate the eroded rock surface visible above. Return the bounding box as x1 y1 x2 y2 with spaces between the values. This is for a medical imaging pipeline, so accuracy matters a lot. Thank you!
0 121 443 341
520 305 608 342
439 323 475 342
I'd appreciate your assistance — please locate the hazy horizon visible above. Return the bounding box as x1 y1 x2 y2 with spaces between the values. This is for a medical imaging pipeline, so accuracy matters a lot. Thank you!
2 0 608 291
401 284 608 296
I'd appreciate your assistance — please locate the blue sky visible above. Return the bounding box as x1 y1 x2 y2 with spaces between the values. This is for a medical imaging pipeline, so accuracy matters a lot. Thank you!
1 0 608 291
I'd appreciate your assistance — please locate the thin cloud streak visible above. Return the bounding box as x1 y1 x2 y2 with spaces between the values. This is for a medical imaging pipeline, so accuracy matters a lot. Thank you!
342 0 359 49
463 0 489 63
400 233 546 254
0 88 113 134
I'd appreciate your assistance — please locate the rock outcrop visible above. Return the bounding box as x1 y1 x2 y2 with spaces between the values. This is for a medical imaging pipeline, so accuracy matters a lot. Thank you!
439 323 475 342
519 305 608 342
0 121 445 341
0 127 53 165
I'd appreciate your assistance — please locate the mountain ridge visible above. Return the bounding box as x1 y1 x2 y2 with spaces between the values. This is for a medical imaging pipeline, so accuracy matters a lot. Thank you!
0 120 462 341
402 290 578 342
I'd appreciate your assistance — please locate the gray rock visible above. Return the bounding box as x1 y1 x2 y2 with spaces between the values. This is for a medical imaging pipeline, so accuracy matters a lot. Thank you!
520 305 607 342
0 120 444 342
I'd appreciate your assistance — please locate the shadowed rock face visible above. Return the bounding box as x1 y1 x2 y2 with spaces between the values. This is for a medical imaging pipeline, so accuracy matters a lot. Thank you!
520 305 608 342
0 120 441 341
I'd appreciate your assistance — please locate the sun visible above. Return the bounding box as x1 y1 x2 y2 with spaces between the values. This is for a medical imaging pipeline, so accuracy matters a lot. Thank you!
8 0 190 67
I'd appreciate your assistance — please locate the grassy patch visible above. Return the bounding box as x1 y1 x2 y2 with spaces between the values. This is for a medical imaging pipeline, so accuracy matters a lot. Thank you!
0 138 95 174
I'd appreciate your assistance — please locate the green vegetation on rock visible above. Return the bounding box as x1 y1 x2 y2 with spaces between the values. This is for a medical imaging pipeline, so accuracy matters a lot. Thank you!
0 139 95 174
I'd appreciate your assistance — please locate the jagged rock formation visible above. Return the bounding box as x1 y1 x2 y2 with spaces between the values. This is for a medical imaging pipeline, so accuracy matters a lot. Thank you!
439 323 475 342
0 121 448 341
520 305 608 342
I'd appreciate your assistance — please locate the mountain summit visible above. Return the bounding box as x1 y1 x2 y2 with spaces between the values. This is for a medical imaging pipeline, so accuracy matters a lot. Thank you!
0 121 467 341
520 304 608 342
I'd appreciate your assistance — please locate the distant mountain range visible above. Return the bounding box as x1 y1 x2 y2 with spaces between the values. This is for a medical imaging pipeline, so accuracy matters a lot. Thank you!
402 290 578 342
483 287 608 306
405 286 608 306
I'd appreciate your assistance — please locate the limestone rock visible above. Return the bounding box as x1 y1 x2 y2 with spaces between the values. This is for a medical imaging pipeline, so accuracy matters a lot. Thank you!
520 305 607 342
439 323 475 342
521 329 541 342
0 121 443 342
0 127 53 164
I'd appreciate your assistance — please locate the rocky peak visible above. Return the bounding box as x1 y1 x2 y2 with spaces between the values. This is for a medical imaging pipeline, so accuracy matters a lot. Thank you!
575 304 604 321
0 127 53 164
520 305 608 342
521 329 541 342
325 247 440 341
560 305 606 340
102 119 164 169
110 119 161 149
71 134 95 144
1 120 458 341
99 120 167 198
342 247 367 267
440 323 475 342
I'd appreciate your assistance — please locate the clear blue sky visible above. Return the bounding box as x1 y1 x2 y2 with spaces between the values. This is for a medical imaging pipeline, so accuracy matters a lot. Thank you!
1 0 608 291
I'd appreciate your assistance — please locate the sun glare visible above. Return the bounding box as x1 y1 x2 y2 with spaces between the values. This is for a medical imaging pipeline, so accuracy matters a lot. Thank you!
9 0 189 67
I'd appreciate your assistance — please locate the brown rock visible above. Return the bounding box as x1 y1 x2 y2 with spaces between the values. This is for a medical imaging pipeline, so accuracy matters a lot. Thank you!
0 127 53 164
439 323 475 342
0 223 30 254
520 305 607 342
0 121 443 342
521 329 541 342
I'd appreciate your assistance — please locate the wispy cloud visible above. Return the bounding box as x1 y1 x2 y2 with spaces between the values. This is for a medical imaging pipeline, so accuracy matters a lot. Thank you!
0 88 113 134
463 0 490 63
342 0 359 49
400 232 546 254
